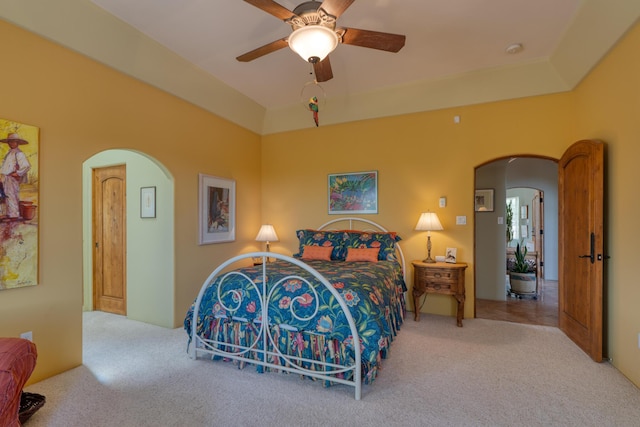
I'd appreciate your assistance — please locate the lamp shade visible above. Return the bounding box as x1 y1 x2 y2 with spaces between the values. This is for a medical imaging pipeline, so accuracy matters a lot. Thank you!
288 25 339 63
255 224 279 242
415 212 444 231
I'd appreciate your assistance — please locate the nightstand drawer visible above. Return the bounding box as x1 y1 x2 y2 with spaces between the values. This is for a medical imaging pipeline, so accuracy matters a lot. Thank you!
424 282 451 292
415 267 457 284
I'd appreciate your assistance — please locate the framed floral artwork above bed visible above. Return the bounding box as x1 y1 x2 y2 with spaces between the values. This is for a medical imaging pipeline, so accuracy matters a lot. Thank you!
198 174 235 244
328 171 378 214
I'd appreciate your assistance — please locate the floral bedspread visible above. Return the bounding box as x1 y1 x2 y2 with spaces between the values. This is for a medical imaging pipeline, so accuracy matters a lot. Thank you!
184 259 406 383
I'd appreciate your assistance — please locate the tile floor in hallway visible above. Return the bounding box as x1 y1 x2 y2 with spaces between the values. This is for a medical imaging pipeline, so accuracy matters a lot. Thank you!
475 279 558 327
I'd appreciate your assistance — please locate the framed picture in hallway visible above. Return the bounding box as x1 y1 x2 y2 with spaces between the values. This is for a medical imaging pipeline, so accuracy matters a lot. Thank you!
198 174 235 244
474 189 494 212
140 186 156 218
0 119 39 290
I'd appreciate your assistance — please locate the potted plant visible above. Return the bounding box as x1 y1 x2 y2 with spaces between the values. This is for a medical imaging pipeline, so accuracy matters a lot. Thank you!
506 201 514 244
508 240 537 294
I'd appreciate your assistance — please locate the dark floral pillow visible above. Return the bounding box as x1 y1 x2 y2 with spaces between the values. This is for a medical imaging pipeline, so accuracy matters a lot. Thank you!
294 229 348 260
342 231 401 261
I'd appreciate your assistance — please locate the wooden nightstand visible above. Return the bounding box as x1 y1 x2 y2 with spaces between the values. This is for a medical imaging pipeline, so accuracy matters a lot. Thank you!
412 261 468 327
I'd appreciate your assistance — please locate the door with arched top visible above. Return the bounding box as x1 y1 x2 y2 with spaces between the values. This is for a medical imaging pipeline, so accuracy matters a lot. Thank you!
92 164 127 315
558 139 605 362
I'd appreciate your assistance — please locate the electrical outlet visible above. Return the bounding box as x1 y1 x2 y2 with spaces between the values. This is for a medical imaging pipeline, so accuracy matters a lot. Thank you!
456 216 466 225
20 331 33 341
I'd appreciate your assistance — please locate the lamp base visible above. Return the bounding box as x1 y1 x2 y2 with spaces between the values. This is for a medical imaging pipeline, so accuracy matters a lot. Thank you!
423 235 436 263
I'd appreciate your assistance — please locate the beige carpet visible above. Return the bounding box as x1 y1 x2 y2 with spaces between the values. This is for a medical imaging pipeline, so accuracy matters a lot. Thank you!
24 311 640 426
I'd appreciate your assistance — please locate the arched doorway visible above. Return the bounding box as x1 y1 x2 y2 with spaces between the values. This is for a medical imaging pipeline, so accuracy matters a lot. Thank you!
474 156 558 325
82 149 175 328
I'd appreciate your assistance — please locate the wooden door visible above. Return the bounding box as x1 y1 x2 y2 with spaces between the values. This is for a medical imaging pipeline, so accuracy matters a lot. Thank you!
532 190 544 279
92 165 127 315
558 140 604 362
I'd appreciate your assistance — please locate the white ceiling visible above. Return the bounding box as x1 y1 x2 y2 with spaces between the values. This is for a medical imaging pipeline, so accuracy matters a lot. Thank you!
2 0 639 133
89 0 580 110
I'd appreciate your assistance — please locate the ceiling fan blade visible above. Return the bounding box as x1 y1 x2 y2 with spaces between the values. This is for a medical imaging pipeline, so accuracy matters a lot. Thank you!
243 0 296 21
320 0 355 18
341 27 406 52
236 38 289 62
313 56 333 82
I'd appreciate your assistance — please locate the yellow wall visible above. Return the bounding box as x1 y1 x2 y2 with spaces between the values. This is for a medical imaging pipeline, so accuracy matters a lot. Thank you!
2 15 640 391
572 22 640 386
261 94 574 318
262 22 640 388
0 20 262 383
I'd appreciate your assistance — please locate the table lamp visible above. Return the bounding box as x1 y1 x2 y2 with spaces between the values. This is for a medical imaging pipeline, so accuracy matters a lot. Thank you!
255 224 279 252
415 212 444 263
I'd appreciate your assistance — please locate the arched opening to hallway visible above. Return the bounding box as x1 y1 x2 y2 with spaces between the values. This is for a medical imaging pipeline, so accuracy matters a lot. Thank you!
82 149 175 328
474 156 558 326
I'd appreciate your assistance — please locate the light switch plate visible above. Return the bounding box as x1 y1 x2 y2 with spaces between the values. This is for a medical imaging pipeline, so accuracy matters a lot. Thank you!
439 197 446 208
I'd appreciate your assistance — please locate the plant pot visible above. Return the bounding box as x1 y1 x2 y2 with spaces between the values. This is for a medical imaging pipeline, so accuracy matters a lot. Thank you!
509 271 536 294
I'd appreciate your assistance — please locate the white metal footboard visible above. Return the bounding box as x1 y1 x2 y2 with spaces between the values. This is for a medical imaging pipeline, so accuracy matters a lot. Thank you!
189 252 363 400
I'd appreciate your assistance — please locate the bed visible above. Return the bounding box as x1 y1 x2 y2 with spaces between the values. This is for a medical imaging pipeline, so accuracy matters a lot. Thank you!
185 218 407 400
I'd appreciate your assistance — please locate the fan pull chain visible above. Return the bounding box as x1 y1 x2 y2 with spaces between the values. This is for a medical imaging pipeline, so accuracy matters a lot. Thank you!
307 63 321 86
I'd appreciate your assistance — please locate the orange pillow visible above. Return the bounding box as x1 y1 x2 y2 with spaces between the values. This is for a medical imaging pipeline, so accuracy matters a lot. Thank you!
301 245 333 261
345 247 379 262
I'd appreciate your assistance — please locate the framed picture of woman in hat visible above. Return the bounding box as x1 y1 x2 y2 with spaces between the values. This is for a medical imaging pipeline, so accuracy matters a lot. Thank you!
198 173 235 245
0 119 39 290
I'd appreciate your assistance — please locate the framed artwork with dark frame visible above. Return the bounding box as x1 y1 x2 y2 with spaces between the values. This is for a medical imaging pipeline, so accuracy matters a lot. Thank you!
474 189 494 212
328 170 378 214
198 174 235 245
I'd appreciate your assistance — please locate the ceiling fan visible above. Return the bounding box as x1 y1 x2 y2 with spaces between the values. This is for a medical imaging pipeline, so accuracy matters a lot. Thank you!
236 0 406 82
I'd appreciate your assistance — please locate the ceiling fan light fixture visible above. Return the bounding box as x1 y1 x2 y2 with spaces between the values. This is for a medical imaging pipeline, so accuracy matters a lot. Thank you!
288 25 339 63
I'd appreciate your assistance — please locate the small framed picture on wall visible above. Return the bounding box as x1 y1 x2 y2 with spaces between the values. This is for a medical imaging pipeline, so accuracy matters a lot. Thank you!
474 189 494 212
140 186 156 218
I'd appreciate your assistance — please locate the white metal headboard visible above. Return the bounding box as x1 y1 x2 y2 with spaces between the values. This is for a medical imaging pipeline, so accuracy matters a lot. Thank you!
317 217 407 282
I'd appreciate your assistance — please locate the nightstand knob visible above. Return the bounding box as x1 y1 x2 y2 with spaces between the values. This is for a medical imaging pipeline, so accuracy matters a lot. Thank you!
434 273 442 278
